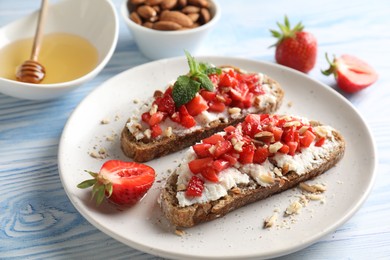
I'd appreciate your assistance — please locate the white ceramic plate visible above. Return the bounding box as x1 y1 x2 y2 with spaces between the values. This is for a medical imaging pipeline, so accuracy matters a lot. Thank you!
58 57 376 259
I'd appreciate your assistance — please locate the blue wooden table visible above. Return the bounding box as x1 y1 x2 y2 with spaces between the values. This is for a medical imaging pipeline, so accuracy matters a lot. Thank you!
1 0 389 259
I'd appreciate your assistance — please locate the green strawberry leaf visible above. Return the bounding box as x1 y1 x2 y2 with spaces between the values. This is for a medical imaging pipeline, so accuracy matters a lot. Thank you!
172 75 200 107
77 179 96 189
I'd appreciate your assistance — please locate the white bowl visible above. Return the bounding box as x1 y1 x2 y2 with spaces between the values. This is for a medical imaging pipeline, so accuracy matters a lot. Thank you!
0 0 118 100
121 0 220 60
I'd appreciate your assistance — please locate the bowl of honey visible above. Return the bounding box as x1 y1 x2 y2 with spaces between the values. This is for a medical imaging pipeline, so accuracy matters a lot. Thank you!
0 0 118 100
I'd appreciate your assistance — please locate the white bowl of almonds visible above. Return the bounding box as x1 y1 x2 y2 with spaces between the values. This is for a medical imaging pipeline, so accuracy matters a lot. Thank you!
121 0 220 60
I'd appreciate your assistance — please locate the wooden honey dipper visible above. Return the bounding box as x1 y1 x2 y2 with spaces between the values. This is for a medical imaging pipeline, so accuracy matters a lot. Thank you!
16 0 48 84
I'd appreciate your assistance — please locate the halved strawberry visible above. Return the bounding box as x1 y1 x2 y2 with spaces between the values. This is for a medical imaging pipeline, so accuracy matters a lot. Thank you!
77 160 155 206
186 176 204 197
322 53 378 93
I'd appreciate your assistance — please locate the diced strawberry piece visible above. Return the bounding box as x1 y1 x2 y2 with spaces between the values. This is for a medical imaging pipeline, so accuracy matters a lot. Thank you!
315 137 326 147
186 94 209 116
229 88 244 101
213 140 233 158
221 153 238 165
300 130 316 148
200 89 217 101
238 145 255 164
148 111 165 126
179 106 196 128
208 101 226 112
253 147 269 164
287 141 298 156
151 124 162 138
181 115 196 128
192 143 212 158
224 125 236 133
242 92 254 108
170 111 181 123
178 105 190 116
164 86 173 96
201 167 219 182
154 94 175 115
141 112 151 124
188 157 213 174
282 128 295 143
271 127 283 142
237 73 259 84
212 159 230 172
185 176 204 197
202 134 225 145
220 73 238 87
279 144 289 154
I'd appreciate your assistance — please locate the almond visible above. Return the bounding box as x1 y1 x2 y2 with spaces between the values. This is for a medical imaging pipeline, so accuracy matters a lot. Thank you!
153 20 182 30
145 0 163 5
182 5 200 14
143 22 154 28
200 8 211 23
177 0 187 7
160 11 193 27
130 12 142 25
161 0 178 10
137 5 157 19
188 0 208 8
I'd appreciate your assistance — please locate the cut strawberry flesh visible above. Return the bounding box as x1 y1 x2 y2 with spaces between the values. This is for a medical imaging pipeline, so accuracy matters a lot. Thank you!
186 176 204 197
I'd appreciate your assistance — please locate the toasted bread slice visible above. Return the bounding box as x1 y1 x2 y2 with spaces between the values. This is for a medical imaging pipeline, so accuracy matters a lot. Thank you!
121 68 284 162
160 115 345 228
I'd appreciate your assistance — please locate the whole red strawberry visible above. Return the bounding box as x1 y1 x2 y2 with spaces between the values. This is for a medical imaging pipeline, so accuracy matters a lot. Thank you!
77 160 155 206
322 53 378 93
270 16 317 73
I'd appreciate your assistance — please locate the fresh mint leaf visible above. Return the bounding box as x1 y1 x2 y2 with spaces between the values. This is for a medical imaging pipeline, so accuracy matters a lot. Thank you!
185 50 198 74
199 62 222 75
196 73 214 91
172 75 200 107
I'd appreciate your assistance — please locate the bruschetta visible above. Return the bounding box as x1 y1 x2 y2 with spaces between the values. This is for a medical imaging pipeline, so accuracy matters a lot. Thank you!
159 114 345 227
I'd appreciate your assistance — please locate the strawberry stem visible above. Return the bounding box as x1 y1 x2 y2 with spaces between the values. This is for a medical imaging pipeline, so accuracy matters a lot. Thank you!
321 53 337 76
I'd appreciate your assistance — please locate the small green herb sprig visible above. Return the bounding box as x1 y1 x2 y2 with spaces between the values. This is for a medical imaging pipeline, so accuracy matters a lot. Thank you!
172 51 221 107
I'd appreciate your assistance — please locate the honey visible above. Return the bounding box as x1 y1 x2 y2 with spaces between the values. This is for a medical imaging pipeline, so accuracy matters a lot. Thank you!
0 32 98 84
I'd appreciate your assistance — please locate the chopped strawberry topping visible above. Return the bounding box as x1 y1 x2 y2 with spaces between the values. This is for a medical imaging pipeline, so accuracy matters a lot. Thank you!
186 176 204 197
185 114 328 197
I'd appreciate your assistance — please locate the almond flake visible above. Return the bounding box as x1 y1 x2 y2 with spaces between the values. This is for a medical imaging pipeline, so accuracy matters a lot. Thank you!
283 120 301 128
149 104 158 115
299 182 317 193
264 213 278 228
254 131 273 138
228 107 241 115
268 141 283 153
259 174 274 184
285 201 303 215
144 129 152 139
298 125 310 134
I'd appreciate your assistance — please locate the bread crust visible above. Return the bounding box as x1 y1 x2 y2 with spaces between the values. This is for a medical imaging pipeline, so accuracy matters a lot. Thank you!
121 74 284 162
160 126 345 228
